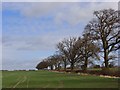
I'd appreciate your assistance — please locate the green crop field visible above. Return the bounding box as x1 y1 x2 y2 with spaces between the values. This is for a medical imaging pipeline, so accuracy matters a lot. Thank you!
2 70 119 88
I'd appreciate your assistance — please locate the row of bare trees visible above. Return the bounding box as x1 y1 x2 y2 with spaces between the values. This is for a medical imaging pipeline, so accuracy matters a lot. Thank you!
36 9 120 71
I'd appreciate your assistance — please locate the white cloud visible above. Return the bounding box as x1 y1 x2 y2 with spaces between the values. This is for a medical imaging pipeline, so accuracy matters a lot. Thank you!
3 2 118 26
21 3 60 17
3 2 65 17
55 2 118 26
2 35 62 51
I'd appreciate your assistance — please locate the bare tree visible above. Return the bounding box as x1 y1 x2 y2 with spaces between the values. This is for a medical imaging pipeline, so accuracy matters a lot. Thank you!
52 54 62 71
79 32 100 71
47 54 63 70
47 56 55 70
57 53 68 71
61 55 68 71
57 37 81 71
85 9 120 69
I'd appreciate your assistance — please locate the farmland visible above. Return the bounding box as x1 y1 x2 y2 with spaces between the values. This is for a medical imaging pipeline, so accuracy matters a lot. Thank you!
2 70 119 88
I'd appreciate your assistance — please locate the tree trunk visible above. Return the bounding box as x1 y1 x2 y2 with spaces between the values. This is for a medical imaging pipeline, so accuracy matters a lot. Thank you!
103 38 109 70
104 40 109 68
58 63 60 71
71 62 74 72
104 49 109 69
50 65 53 70
84 57 88 72
55 64 57 70
64 60 67 71
103 50 110 73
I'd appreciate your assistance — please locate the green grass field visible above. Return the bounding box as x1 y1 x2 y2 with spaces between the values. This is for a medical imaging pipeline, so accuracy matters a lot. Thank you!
2 70 119 88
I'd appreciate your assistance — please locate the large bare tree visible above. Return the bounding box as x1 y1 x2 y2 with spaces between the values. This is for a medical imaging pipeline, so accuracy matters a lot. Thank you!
85 9 120 69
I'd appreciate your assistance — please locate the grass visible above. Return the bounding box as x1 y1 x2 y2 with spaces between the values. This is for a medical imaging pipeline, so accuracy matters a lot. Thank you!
2 70 119 88
0 71 2 89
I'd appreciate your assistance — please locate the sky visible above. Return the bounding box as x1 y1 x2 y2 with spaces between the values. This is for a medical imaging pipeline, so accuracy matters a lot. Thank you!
1 1 118 70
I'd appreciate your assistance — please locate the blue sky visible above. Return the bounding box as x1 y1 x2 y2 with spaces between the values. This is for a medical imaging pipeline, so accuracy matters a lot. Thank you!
2 2 118 70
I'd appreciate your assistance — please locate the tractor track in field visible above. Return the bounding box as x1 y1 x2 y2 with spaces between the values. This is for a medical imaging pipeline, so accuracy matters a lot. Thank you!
12 76 27 88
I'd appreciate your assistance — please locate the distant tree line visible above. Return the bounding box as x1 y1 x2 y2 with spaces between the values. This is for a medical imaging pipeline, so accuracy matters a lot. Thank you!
36 9 120 72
